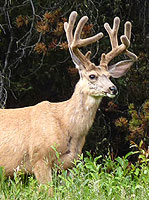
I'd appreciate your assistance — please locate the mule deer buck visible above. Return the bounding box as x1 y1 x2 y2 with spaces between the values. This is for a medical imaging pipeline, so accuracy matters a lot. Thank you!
0 11 137 186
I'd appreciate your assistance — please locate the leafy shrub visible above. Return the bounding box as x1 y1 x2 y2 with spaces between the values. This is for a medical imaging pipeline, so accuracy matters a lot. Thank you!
0 150 148 199
115 100 149 161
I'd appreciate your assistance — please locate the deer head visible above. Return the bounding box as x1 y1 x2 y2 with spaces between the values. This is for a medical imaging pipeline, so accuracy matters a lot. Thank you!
64 11 137 98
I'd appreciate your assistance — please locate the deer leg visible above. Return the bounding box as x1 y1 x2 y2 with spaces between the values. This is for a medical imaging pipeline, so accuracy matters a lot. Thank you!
33 159 53 195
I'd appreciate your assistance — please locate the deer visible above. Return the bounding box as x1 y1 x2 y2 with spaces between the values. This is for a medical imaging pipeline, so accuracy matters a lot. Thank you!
0 11 137 188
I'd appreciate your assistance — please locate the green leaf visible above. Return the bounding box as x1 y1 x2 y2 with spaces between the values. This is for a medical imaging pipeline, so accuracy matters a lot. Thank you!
139 140 143 148
124 151 135 159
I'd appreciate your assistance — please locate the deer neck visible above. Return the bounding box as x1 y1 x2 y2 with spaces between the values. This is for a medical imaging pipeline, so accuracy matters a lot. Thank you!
63 80 102 137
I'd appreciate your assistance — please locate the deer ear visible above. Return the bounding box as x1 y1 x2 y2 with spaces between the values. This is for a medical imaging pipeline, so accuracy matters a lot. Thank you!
108 60 134 78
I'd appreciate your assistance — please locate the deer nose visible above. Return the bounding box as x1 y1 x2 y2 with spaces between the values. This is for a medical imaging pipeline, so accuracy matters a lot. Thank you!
109 86 117 95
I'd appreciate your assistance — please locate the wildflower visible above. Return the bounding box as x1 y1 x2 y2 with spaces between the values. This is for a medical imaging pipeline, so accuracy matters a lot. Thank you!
81 24 93 38
59 42 68 50
43 12 55 24
115 117 128 128
36 21 50 34
34 42 47 54
53 22 64 36
16 15 28 28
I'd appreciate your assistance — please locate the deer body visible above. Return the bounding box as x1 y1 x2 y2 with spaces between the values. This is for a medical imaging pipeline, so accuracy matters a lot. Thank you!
0 80 102 180
0 11 137 187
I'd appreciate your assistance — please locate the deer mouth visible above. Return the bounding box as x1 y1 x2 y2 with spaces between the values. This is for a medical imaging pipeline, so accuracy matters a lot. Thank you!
106 93 117 98
103 86 118 98
102 91 118 98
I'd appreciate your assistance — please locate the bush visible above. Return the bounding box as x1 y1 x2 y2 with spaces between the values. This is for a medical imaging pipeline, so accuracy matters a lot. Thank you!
0 151 148 199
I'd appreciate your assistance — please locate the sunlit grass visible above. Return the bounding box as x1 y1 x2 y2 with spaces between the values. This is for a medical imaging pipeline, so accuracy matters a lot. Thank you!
0 152 148 200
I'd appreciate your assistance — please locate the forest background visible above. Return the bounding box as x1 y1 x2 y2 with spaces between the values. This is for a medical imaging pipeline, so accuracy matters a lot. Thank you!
0 0 148 160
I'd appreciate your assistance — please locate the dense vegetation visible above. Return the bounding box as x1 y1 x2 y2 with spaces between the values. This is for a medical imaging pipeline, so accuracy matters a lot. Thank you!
0 0 148 198
0 148 148 199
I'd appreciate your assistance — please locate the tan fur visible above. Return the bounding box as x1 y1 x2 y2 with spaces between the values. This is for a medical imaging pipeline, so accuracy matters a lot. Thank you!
0 80 102 183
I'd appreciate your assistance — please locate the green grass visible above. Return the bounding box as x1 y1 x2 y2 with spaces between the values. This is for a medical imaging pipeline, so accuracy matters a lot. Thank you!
0 152 148 200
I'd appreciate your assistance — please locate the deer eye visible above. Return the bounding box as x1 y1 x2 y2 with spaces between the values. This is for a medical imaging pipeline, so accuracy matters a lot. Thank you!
89 74 96 80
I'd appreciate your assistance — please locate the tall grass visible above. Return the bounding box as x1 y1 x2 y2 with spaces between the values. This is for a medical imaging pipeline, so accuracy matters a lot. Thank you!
0 152 148 200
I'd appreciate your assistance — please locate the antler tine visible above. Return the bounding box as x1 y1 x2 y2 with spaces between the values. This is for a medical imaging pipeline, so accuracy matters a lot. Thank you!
73 16 88 46
100 17 123 67
125 21 131 41
104 17 120 49
124 21 138 61
125 50 138 61
64 11 103 70
74 16 103 48
100 17 137 68
64 11 77 46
